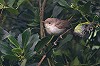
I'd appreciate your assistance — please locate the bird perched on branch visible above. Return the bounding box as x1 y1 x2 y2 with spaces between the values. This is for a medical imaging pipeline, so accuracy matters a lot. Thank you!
43 18 70 35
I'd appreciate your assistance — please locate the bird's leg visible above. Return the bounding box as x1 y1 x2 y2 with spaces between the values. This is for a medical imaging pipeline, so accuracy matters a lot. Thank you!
60 28 72 39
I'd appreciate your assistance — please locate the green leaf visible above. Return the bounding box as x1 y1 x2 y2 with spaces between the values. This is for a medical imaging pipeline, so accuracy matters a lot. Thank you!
27 34 40 50
74 22 90 37
22 28 31 49
7 0 15 8
92 46 100 50
17 0 25 8
21 59 27 66
72 0 79 4
25 34 40 58
4 55 19 60
0 0 5 4
12 48 22 54
60 34 73 45
73 57 80 66
0 27 9 40
0 3 8 9
78 1 91 14
5 8 19 15
52 6 63 17
8 35 20 48
35 36 53 52
53 50 62 56
17 34 22 47
25 50 36 59
93 30 98 37
27 22 39 27
58 0 69 7
0 42 14 55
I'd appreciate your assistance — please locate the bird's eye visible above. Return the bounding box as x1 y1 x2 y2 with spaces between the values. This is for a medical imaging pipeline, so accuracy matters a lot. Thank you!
48 22 51 24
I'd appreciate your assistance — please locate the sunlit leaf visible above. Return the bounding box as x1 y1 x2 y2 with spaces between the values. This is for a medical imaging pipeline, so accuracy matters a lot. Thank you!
74 22 90 37
92 46 100 50
12 48 22 54
93 30 98 37
0 0 5 4
0 3 8 9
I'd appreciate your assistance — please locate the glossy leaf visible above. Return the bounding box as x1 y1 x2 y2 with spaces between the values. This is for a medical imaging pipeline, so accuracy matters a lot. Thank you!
60 34 73 45
0 42 14 55
17 34 22 47
7 0 15 8
12 48 22 54
25 34 40 58
52 6 63 17
35 36 53 52
17 0 25 8
8 35 20 48
58 0 69 7
22 28 31 49
27 34 40 50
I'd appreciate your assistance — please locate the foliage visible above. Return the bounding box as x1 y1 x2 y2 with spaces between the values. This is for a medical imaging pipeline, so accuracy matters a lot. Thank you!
0 0 100 66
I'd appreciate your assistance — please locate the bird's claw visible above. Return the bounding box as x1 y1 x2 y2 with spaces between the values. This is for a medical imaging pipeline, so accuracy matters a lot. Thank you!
60 35 63 39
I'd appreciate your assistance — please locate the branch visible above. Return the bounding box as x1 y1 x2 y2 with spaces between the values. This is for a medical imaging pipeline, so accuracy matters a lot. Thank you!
37 35 54 66
54 28 72 45
37 54 46 66
39 0 47 38
37 28 72 66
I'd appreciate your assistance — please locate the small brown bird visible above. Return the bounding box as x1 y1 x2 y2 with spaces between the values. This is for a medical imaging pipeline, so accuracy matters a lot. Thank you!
43 18 70 35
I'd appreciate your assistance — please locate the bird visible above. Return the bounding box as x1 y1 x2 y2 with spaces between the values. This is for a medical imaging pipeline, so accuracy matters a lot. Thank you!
43 18 70 35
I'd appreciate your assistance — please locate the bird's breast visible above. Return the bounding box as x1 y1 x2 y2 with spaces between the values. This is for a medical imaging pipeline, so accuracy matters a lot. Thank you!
45 25 65 35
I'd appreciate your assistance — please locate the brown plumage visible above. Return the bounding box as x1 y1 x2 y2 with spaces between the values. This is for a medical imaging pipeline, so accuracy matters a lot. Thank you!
43 18 70 35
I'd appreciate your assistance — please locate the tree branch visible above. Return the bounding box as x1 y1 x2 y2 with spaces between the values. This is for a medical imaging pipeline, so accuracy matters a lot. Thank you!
37 28 72 66
39 0 47 38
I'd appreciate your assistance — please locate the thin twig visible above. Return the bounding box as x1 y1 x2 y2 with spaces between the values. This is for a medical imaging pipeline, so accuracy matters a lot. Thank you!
54 28 72 45
37 54 46 66
37 35 54 66
37 28 72 66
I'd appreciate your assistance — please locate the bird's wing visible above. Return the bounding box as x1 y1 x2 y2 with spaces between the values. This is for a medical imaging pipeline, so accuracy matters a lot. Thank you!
55 19 70 29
